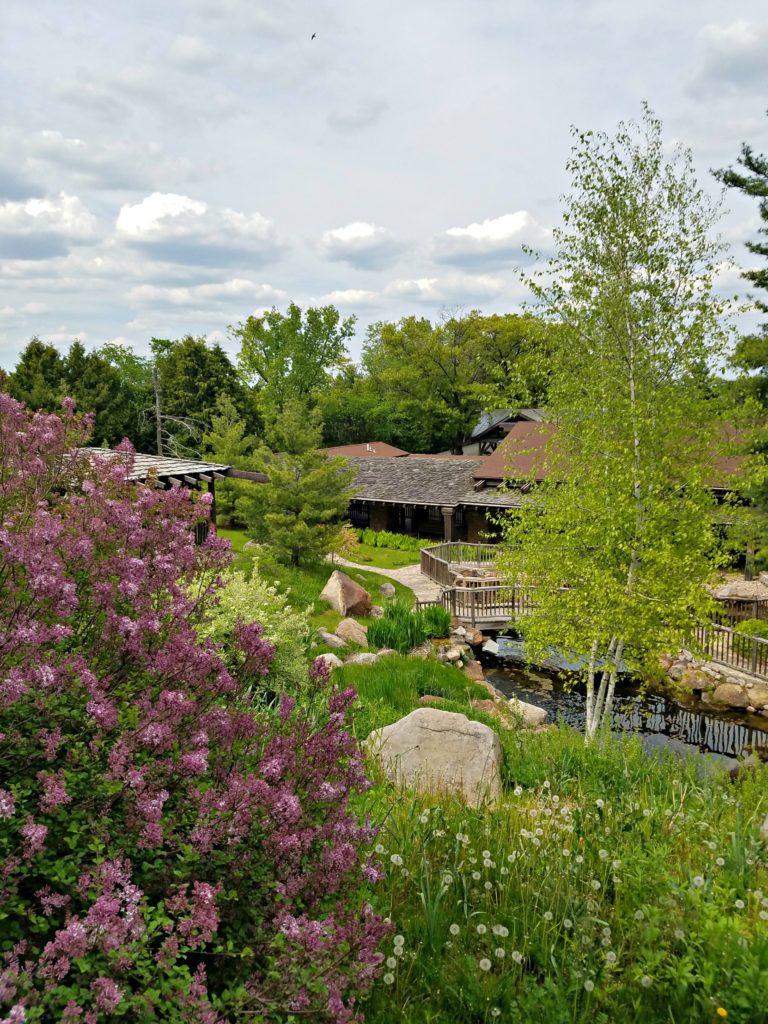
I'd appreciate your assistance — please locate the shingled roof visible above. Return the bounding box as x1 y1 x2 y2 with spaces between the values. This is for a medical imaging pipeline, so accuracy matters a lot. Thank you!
81 448 230 483
347 456 522 509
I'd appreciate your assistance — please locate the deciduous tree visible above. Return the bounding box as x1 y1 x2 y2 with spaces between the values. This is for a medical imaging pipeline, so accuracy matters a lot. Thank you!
498 107 733 739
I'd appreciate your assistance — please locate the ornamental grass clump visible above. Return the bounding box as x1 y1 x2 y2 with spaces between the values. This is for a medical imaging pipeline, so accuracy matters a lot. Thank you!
367 601 452 654
0 394 387 1022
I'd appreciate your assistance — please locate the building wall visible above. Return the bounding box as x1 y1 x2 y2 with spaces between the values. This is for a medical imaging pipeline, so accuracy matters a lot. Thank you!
368 503 388 532
465 507 495 543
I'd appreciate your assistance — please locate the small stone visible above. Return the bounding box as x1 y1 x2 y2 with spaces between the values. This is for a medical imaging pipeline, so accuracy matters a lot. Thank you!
369 605 385 618
508 698 547 727
419 694 444 705
336 617 368 646
471 699 515 727
317 628 346 650
747 705 757 714
409 642 433 659
464 660 485 683
444 647 462 662
482 639 499 656
452 626 467 638
344 652 379 665
668 663 684 681
379 582 396 598
314 653 343 672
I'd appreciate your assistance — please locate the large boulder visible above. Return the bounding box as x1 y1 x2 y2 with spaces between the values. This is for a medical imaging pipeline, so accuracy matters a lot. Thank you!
712 683 750 709
320 570 372 617
365 707 502 807
746 682 768 709
336 617 368 646
314 653 344 672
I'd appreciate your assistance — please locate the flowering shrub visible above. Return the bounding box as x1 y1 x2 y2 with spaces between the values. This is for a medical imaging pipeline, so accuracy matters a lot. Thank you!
196 569 312 694
0 395 387 1022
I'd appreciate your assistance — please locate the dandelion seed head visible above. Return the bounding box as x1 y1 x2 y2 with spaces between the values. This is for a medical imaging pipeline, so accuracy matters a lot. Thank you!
449 923 460 936
478 958 492 972
383 973 394 985
584 979 595 992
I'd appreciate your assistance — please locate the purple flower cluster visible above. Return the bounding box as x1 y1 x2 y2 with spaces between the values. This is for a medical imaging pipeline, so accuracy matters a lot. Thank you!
0 394 387 1022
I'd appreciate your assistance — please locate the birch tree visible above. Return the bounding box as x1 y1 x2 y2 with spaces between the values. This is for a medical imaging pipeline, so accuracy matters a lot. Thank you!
498 107 734 740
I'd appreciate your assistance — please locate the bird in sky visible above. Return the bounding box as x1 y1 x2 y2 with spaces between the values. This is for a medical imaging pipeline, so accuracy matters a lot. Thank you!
311 32 316 39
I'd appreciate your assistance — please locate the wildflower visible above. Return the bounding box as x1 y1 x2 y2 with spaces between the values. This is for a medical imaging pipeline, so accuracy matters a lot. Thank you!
449 923 460 935
383 973 395 985
491 1009 501 1018
599 849 609 860
692 875 705 888
482 849 491 858
472 871 481 881
390 854 403 867
484 881 493 891
393 934 404 947
478 958 492 972
591 879 601 891
543 911 553 921
393 945 404 957
707 840 717 851
483 858 492 868
640 976 652 988
602 927 611 938
584 979 595 992
500 866 509 875
734 899 745 910
492 924 509 937
563 919 573 929
419 814 429 824
513 786 523 796
643 808 652 817
386 957 397 969
476 924 487 935
552 794 560 804
511 950 523 964
760 911 768 921
674 929 685 940
606 951 617 964
575 854 584 864
495 947 505 958
562 847 571 857
716 1010 728 1019
601 936 611 947
612 859 621 870
596 799 604 809
443 873 453 885
401 868 409 878
634 910 645 921
375 843 386 854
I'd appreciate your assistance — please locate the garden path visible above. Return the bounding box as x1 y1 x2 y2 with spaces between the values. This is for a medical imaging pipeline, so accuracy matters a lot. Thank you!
328 555 442 604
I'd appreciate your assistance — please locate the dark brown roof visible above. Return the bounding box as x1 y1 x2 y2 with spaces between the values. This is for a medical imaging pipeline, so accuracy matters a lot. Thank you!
347 456 522 509
321 441 409 458
475 422 556 482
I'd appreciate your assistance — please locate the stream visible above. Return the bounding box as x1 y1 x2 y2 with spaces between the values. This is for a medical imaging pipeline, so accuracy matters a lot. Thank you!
484 661 768 766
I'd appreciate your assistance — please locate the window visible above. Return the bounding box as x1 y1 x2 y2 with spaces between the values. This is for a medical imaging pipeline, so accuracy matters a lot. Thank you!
349 501 369 527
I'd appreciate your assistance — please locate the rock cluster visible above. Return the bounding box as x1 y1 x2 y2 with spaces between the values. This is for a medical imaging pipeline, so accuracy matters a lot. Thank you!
661 651 768 718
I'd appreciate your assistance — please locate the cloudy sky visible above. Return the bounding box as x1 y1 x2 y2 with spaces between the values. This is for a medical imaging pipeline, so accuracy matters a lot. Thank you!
1 0 767 367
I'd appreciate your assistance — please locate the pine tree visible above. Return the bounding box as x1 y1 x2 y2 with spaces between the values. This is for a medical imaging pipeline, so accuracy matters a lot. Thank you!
243 401 358 566
202 394 258 527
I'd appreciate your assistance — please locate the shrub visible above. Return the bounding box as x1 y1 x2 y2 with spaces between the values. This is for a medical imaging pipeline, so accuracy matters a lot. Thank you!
196 568 313 694
732 617 768 655
0 394 387 1022
367 601 452 654
355 529 426 552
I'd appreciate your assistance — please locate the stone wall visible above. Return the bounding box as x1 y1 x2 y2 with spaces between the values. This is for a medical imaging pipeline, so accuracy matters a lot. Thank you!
661 650 768 718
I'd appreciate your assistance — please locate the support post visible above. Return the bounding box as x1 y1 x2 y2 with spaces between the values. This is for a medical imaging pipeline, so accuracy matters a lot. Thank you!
441 505 455 542
208 479 217 525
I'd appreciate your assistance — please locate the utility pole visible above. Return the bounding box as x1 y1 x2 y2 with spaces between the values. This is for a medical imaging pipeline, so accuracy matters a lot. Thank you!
152 365 163 456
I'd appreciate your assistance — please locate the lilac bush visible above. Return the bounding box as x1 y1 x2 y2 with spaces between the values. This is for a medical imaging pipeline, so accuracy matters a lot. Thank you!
0 394 387 1022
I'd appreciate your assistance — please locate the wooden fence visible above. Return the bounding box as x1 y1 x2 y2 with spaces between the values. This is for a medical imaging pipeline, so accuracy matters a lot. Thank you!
693 622 768 681
712 597 768 626
420 542 499 588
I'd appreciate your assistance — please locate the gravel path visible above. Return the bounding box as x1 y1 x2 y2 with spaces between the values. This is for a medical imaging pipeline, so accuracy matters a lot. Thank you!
329 555 442 604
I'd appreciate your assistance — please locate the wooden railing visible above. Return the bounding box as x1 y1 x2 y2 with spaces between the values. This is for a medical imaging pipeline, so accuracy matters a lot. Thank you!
420 542 499 587
441 584 537 626
693 622 768 681
713 597 768 626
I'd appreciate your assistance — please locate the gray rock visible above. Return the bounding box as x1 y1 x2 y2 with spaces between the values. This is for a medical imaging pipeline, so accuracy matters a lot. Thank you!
320 571 372 617
336 617 369 647
508 698 548 727
344 652 379 665
712 683 750 709
482 638 499 656
444 647 463 662
365 707 503 807
314 653 343 672
370 605 385 618
409 642 433 659
317 628 346 650
379 582 396 598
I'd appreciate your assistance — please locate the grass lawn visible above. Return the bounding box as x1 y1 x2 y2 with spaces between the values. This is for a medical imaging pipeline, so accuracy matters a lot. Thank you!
212 529 415 633
343 543 421 570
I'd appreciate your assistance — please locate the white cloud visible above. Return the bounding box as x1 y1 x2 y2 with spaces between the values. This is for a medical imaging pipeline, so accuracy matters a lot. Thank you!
317 288 379 306
383 273 506 304
168 34 218 70
0 192 99 259
126 278 287 306
689 20 768 94
116 193 280 266
434 211 551 268
319 220 404 270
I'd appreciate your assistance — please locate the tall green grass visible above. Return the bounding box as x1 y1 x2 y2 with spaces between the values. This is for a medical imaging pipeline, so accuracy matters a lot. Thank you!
367 600 452 654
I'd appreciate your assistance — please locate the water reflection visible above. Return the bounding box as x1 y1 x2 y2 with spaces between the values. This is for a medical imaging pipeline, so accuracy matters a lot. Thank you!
486 664 768 764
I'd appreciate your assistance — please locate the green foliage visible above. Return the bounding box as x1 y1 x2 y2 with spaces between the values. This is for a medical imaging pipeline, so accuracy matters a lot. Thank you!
232 302 355 417
243 400 358 566
195 568 312 692
498 107 732 738
361 727 768 1024
355 528 425 551
201 393 259 527
732 617 768 654
367 600 452 654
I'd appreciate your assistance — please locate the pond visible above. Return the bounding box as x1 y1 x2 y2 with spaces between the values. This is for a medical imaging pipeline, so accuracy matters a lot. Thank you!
484 660 768 766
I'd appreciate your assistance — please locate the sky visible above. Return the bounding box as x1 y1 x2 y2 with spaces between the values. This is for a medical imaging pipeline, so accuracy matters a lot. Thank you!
1 0 767 368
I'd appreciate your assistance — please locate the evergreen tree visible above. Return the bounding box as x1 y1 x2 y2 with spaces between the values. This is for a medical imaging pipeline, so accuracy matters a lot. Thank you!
242 401 357 566
8 338 66 410
202 393 259 527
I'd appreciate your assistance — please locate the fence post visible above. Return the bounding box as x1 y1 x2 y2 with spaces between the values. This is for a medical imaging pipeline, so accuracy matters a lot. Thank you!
470 589 476 627
752 636 758 675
